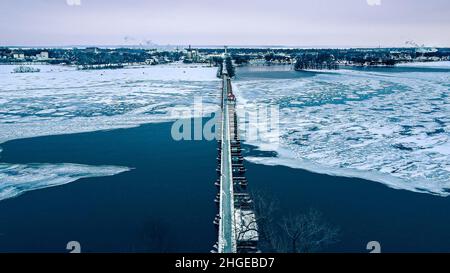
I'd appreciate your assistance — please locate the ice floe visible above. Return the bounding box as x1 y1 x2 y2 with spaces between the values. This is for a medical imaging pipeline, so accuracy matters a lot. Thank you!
0 163 130 201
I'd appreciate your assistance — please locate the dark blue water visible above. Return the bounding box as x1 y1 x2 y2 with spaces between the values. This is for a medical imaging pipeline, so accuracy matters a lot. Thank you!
244 153 450 253
0 120 218 252
1 119 450 252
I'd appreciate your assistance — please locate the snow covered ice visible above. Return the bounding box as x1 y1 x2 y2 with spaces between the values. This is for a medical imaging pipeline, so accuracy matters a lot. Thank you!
0 64 220 143
234 63 450 196
0 163 130 201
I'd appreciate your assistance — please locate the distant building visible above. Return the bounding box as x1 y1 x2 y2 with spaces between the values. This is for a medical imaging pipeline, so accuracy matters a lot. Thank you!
13 53 25 59
85 47 100 54
185 45 200 63
36 51 49 59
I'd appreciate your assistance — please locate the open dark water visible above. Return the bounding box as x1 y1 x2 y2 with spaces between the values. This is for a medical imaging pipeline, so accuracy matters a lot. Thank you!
1 119 450 252
0 120 218 252
245 157 450 253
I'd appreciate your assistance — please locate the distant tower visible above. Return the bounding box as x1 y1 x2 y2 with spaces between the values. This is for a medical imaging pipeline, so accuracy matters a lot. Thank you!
224 46 228 54
187 45 193 60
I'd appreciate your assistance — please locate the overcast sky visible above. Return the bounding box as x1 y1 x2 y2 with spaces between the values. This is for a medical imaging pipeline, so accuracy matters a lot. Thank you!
1 0 449 47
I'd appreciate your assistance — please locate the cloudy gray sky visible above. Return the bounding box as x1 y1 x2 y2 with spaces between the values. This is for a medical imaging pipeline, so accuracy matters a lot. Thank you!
1 0 449 47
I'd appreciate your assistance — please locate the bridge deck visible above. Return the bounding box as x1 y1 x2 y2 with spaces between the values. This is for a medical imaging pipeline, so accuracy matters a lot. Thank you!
216 59 258 253
218 74 237 253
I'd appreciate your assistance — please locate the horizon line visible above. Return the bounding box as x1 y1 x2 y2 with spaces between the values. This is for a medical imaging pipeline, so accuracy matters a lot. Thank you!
1 44 449 50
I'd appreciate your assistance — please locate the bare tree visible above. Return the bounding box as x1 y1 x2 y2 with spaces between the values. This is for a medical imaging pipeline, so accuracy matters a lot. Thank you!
279 209 339 253
250 191 339 253
249 191 281 252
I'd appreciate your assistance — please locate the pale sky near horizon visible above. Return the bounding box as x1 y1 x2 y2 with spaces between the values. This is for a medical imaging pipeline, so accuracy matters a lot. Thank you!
1 0 449 47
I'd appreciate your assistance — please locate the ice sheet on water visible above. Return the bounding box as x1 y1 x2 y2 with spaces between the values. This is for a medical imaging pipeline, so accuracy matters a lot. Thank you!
0 163 130 201
0 64 220 143
234 66 450 196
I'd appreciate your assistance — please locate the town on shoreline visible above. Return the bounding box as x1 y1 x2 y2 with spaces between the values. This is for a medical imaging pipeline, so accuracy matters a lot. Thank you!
1 45 449 71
